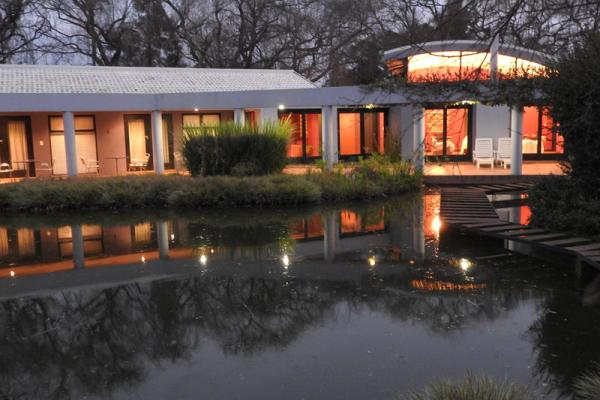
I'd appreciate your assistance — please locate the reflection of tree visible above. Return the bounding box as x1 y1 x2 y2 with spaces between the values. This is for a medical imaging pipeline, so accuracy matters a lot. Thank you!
0 260 557 399
529 276 600 398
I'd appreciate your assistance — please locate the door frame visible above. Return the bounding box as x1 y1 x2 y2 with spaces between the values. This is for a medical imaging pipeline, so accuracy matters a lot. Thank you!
278 108 322 163
124 114 153 171
424 104 473 162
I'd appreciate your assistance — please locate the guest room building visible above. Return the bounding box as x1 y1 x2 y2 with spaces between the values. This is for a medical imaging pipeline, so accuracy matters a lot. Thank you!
0 39 561 178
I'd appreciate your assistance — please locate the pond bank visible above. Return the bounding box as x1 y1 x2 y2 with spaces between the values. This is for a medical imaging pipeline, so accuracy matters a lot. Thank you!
0 171 420 214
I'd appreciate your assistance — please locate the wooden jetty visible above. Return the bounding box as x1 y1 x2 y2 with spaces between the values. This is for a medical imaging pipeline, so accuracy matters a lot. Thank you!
440 187 600 270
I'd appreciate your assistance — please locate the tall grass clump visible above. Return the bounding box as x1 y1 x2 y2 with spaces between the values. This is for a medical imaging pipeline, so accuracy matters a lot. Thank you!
397 374 539 400
182 120 291 176
574 364 600 399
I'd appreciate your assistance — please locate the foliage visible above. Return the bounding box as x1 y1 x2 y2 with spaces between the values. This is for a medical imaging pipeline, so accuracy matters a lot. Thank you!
574 364 600 399
541 32 600 194
0 162 420 213
182 121 290 177
397 374 539 400
529 176 600 239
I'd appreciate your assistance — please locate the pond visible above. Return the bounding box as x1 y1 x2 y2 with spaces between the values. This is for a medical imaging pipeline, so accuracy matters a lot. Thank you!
0 194 599 400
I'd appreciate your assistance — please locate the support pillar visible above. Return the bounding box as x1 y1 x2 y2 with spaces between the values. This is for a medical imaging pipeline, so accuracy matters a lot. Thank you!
510 106 523 175
413 106 425 173
234 108 245 125
490 35 500 81
156 221 170 260
63 111 78 177
71 224 85 269
151 110 165 174
321 106 338 170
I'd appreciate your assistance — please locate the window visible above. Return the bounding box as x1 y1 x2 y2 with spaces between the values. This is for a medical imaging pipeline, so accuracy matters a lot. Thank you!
279 110 322 161
520 106 564 156
182 113 221 127
425 106 471 158
338 109 386 158
49 115 97 175
0 117 33 177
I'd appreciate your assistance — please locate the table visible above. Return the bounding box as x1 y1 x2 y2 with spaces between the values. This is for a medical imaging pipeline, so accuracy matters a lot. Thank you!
105 156 127 175
11 160 37 177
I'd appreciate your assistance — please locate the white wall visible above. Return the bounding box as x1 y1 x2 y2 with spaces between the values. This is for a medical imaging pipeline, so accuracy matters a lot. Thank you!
474 104 510 149
388 105 415 160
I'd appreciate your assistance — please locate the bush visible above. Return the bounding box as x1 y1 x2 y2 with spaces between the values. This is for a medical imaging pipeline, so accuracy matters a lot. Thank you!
529 175 600 239
182 121 290 176
397 374 539 400
574 364 600 399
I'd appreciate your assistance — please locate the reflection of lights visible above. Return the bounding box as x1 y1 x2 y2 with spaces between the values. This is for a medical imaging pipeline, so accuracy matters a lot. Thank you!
459 258 472 271
170 233 175 241
368 256 376 267
282 254 290 268
199 254 208 265
141 256 146 263
432 215 441 234
10 270 15 278
409 259 416 265
210 248 215 254
194 107 199 112
278 104 286 110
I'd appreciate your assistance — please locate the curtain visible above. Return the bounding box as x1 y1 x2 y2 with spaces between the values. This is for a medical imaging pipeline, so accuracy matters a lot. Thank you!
8 121 28 170
128 119 147 161
17 229 35 257
0 228 8 257
162 119 170 163
134 223 151 243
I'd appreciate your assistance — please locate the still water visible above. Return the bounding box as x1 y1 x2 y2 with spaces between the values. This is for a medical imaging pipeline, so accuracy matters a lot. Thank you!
0 194 599 400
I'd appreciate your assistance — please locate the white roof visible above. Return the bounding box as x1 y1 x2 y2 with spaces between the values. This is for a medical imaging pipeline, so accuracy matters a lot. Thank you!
0 64 316 94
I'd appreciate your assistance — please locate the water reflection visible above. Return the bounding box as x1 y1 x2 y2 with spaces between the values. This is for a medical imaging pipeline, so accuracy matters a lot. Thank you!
0 196 598 399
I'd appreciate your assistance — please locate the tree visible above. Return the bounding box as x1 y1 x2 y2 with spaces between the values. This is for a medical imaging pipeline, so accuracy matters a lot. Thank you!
0 0 46 63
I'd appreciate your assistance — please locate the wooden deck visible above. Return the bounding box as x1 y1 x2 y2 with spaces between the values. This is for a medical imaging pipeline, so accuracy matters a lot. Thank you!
440 187 600 270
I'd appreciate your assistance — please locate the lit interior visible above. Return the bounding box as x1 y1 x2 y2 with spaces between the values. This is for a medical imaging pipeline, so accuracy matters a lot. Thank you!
424 107 469 156
403 51 546 81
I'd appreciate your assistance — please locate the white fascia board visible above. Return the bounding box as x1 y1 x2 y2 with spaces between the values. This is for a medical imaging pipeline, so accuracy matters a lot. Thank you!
0 86 411 113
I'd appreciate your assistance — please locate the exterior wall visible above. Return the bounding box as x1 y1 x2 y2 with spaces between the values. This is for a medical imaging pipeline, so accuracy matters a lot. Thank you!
473 104 510 150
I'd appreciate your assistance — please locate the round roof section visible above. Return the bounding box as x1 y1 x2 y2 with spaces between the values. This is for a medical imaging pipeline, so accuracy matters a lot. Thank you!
383 40 554 66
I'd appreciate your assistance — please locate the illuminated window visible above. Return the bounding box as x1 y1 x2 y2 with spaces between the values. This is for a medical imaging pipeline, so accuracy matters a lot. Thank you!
279 110 321 161
425 106 470 158
520 107 563 156
338 110 386 157
49 115 97 175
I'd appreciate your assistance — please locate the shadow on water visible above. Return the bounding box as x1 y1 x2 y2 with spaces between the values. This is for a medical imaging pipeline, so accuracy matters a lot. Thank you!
0 193 599 399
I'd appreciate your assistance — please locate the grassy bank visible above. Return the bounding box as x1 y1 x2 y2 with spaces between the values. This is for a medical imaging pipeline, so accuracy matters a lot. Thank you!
0 168 420 214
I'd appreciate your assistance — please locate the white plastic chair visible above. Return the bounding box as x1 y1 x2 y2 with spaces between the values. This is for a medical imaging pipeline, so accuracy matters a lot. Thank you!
0 163 14 181
496 138 512 169
472 138 494 168
129 153 151 171
80 157 100 174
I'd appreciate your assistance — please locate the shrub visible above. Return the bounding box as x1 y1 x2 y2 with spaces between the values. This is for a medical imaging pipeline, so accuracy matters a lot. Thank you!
182 121 291 176
529 175 600 239
574 364 600 399
397 374 539 400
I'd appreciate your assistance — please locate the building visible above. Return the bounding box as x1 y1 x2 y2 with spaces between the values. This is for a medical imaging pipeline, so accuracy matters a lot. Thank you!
0 39 562 178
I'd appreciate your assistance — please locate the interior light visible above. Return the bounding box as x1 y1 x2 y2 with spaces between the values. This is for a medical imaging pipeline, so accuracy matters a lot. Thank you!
459 258 472 271
170 233 175 241
432 215 442 234
278 104 286 111
368 256 376 267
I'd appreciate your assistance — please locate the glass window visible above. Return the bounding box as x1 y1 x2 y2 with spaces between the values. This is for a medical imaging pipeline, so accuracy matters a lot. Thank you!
541 108 564 154
425 107 470 157
282 112 303 158
279 111 321 160
339 113 361 155
363 112 385 154
182 114 201 127
304 113 321 158
201 114 220 126
49 116 97 174
520 106 563 155
522 106 539 154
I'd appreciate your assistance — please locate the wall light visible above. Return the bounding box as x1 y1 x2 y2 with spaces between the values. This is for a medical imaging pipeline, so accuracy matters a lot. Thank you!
194 108 199 112
278 104 286 111
282 254 290 268
459 258 472 271
368 256 377 267
365 103 376 110
199 254 208 266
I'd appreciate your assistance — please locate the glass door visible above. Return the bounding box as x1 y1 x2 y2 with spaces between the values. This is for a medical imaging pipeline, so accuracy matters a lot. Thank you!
424 106 471 160
279 110 322 162
0 117 33 177
125 115 152 171
49 115 98 175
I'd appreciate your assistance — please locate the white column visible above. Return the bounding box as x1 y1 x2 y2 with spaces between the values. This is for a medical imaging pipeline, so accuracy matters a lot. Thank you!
71 224 85 269
510 106 523 175
151 110 165 174
321 106 338 170
63 111 78 177
234 108 245 125
413 106 425 172
490 35 500 81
